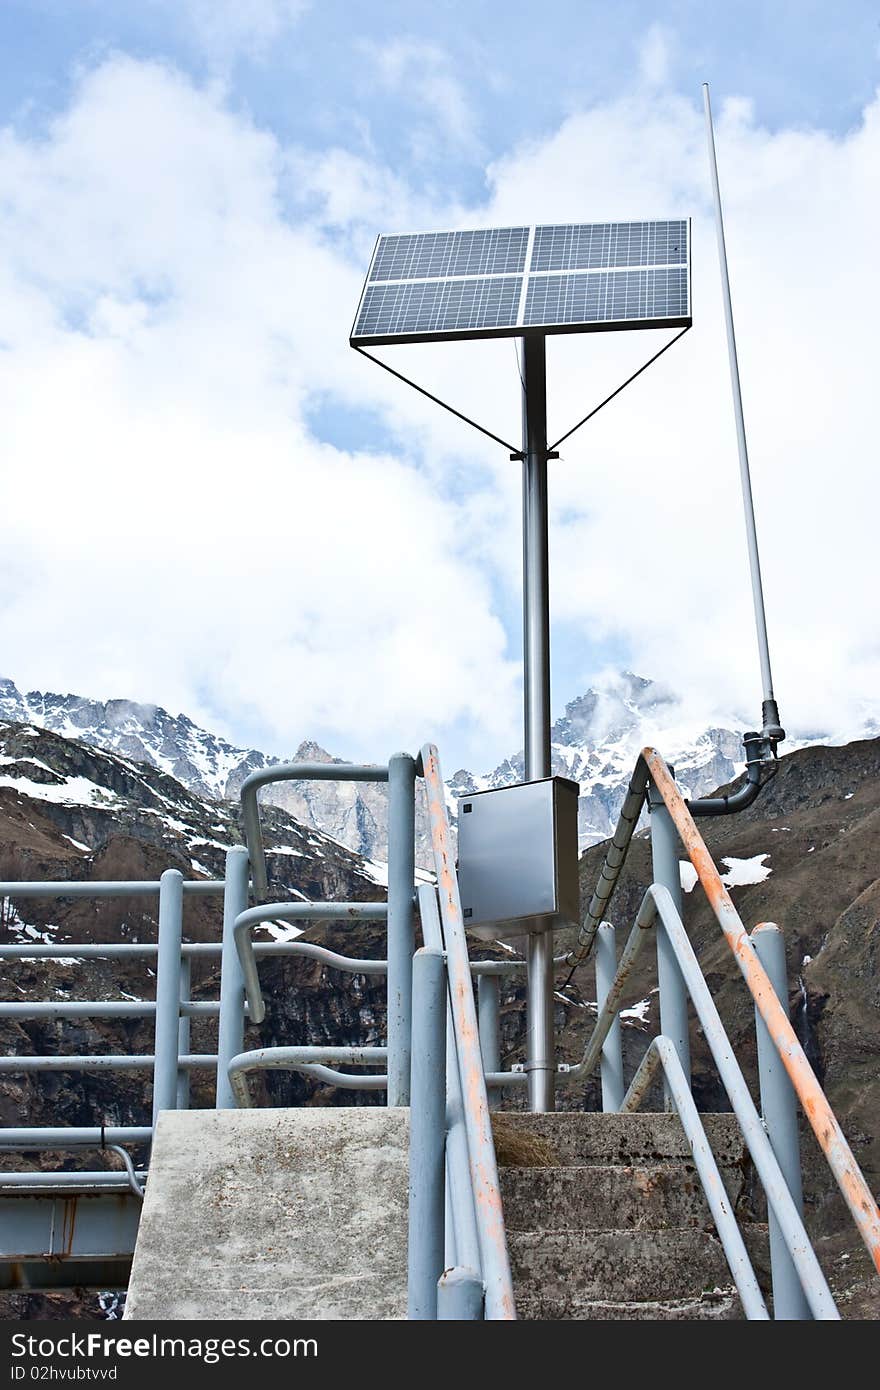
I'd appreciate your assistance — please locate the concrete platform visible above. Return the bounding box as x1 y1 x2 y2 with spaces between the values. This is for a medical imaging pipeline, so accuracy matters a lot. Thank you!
125 1107 409 1321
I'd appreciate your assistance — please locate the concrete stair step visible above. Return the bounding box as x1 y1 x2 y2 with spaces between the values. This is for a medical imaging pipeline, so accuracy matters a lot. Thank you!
507 1226 770 1305
500 1162 744 1232
493 1111 747 1169
516 1291 745 1321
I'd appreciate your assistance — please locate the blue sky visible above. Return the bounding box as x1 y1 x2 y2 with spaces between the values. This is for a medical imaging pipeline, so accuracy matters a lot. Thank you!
4 2 878 153
1 2 879 768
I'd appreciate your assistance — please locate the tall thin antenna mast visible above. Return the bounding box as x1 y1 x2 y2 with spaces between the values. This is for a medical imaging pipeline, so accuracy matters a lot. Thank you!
703 82 784 745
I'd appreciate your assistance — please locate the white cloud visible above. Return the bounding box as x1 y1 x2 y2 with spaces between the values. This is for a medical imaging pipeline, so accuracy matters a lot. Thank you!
361 37 481 158
0 57 519 760
1 47 879 771
639 24 673 87
157 0 309 65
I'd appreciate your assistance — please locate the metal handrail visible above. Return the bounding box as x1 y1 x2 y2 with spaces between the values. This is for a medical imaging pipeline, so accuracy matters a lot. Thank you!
0 873 225 1164
238 760 389 899
576 884 837 1318
569 746 880 1288
642 748 880 1277
0 1054 217 1073
233 900 388 1024
421 742 516 1321
0 880 225 897
630 1034 769 1319
228 1046 389 1106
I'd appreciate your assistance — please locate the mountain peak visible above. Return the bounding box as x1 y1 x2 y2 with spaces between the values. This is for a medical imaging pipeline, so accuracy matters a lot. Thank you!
294 740 339 764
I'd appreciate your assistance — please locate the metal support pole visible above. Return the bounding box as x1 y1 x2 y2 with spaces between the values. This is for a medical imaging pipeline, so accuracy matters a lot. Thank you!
752 923 811 1320
478 973 502 1110
176 956 191 1110
216 847 249 1108
522 333 555 1113
388 752 416 1106
152 869 184 1127
408 948 447 1319
648 783 691 1096
703 83 782 739
437 1266 484 1320
595 923 625 1112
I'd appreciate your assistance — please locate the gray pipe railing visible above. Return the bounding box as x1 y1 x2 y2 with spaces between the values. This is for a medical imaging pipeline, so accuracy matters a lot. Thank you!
626 1034 768 1319
418 882 481 1281
0 880 226 897
0 1054 217 1072
233 901 389 1025
238 754 415 1105
227 1046 389 1106
568 883 839 1319
238 760 390 900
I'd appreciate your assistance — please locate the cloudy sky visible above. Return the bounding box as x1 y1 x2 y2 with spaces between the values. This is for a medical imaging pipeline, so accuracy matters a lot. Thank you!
1 1 878 770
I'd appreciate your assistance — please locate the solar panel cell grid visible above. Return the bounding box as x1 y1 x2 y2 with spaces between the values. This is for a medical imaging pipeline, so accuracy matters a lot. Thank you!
524 267 688 327
530 221 687 272
355 276 522 338
371 228 529 282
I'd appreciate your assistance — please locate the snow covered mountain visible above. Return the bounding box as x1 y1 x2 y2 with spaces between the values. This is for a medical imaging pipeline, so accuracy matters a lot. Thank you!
450 672 753 848
0 671 863 863
0 679 271 802
0 677 400 861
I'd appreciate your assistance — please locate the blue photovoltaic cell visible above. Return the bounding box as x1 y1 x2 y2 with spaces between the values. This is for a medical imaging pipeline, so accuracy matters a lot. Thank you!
354 276 522 339
351 219 690 341
371 228 529 282
530 220 686 273
523 267 688 328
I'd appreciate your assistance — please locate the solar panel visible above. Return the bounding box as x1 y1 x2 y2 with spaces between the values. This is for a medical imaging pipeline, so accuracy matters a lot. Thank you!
351 220 691 345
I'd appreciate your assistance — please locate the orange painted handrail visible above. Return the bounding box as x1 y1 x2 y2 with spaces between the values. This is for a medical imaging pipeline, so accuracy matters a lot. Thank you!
642 746 880 1276
421 743 517 1320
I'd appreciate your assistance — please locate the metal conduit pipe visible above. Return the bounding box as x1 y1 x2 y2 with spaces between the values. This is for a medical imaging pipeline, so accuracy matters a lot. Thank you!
105 1144 146 1199
688 731 776 818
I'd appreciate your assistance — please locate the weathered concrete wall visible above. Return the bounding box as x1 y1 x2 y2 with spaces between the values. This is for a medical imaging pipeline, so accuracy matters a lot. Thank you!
125 1107 409 1320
